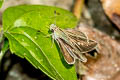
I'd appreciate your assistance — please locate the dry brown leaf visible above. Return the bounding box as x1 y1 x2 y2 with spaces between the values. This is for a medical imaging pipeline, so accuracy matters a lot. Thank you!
76 23 120 80
101 0 120 29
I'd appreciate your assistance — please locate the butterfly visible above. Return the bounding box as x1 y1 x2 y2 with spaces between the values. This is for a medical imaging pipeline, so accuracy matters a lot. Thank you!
50 24 98 64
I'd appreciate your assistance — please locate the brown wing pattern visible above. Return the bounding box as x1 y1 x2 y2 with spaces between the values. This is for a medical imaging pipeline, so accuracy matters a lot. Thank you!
57 38 87 63
65 29 88 40
72 38 97 53
56 38 75 64
54 28 97 63
65 29 98 53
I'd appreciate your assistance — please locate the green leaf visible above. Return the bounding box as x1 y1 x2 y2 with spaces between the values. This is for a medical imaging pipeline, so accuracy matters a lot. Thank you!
0 0 3 8
3 5 78 80
0 39 9 63
0 27 4 43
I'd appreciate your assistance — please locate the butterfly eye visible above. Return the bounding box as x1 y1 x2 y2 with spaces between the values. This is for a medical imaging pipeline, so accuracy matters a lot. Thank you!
51 29 54 32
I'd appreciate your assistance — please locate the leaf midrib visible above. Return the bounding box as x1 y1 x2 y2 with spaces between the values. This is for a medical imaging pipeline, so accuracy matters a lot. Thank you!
6 31 64 80
5 32 56 79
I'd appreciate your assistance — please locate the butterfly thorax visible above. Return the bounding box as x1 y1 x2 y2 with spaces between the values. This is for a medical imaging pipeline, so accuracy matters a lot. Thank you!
50 24 59 32
50 24 69 41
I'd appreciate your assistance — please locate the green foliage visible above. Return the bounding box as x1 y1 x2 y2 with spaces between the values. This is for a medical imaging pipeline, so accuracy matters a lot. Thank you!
0 39 9 62
3 5 78 80
0 0 3 8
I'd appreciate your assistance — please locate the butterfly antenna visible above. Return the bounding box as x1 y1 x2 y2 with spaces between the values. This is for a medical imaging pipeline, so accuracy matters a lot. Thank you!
54 10 57 25
46 10 57 29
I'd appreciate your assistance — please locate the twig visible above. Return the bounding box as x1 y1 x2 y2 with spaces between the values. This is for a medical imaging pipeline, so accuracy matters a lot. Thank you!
73 0 84 19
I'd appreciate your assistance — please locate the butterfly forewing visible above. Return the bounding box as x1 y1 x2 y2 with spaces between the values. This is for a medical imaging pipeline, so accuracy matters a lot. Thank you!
65 29 88 39
56 38 75 64
72 38 97 53
65 29 98 53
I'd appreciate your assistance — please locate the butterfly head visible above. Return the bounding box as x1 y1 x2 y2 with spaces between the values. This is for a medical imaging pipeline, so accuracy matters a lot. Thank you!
50 24 58 32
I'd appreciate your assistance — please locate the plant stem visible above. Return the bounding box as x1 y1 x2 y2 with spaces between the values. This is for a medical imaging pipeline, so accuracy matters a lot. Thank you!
73 0 85 19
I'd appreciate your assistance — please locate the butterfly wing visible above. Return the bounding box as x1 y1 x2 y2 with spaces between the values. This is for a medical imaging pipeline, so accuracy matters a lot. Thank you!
65 29 88 40
64 29 98 53
53 28 90 63
72 38 97 53
55 28 88 63
56 38 87 63
56 38 75 64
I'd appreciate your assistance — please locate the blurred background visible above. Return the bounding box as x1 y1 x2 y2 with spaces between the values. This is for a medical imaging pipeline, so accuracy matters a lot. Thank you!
0 0 120 80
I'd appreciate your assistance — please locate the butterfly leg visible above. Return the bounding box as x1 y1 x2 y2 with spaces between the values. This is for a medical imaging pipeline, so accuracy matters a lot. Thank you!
76 61 88 75
44 34 52 38
51 35 55 48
